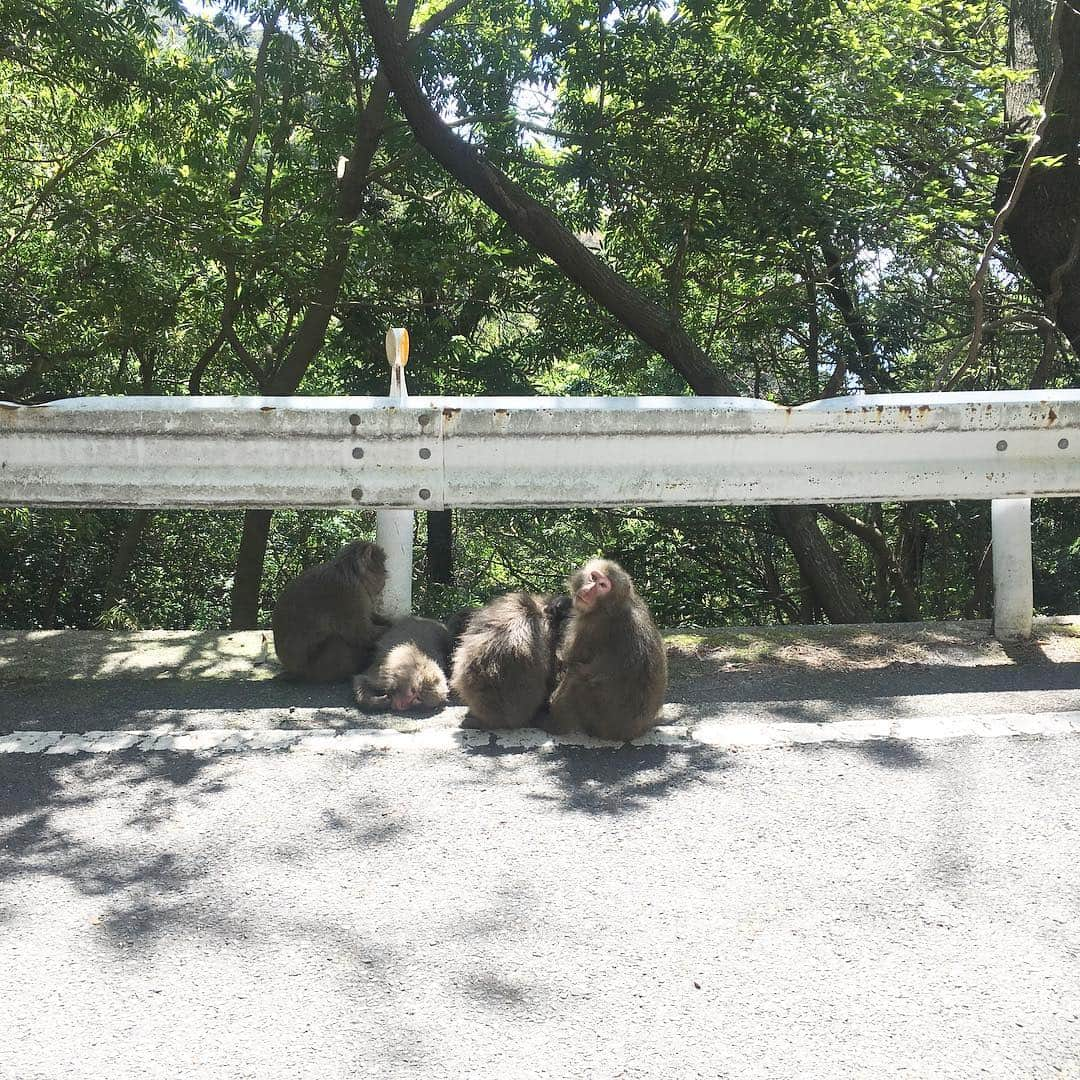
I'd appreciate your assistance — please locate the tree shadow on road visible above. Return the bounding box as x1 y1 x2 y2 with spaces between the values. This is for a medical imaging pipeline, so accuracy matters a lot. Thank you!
0 629 278 682
467 742 735 815
0 751 231 941
0 677 364 732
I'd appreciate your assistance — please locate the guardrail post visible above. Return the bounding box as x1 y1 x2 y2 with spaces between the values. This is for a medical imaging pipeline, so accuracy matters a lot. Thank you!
991 498 1033 640
375 327 414 618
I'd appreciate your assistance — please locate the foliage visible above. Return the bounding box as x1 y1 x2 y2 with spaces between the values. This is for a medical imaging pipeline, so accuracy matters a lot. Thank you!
1 0 1076 630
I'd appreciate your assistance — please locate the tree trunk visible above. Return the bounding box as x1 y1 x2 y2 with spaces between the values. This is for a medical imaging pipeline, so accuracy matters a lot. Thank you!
818 504 919 620
772 507 871 623
230 510 273 630
1000 0 1080 356
818 237 895 390
898 503 926 594
40 543 70 629
426 509 453 584
268 71 400 393
102 510 152 614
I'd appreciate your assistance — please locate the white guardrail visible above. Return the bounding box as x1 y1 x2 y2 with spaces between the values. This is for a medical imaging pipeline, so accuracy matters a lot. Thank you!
1 331 1077 639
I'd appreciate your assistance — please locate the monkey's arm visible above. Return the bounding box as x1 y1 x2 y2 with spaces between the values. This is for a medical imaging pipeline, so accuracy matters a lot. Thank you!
544 664 597 734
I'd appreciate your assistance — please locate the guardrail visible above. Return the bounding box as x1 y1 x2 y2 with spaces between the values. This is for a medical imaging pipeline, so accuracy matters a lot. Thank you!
2 331 1076 639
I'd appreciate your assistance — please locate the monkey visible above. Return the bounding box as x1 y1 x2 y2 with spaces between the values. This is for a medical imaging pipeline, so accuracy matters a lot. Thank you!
445 607 477 663
271 540 387 682
353 616 451 712
543 559 667 741
450 591 572 729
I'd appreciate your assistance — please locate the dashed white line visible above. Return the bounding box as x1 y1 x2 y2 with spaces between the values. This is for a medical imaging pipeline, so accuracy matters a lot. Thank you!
1 711 1079 755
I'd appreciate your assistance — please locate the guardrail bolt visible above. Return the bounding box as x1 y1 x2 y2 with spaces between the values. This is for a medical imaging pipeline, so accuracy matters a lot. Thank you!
996 440 1008 452
352 447 364 459
349 413 361 427
351 487 363 501
1058 438 1069 450
418 413 432 429
419 488 431 500
419 448 431 460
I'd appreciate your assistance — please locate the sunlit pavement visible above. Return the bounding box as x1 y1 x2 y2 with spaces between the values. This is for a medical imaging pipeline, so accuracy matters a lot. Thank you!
2 623 1079 1079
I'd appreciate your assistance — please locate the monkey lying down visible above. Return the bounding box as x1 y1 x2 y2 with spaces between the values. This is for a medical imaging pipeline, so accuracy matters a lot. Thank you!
353 616 451 713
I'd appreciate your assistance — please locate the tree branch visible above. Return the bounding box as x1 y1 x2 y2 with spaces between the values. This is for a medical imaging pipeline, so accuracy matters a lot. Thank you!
818 237 893 390
411 0 473 43
0 131 126 260
818 506 919 620
230 7 281 201
358 0 742 396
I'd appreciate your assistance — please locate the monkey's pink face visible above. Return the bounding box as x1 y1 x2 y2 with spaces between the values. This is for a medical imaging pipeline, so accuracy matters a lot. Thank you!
573 564 613 611
391 687 420 711
390 671 449 712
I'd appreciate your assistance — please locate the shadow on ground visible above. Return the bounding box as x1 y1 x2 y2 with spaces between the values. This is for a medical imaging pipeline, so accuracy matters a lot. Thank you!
453 741 733 815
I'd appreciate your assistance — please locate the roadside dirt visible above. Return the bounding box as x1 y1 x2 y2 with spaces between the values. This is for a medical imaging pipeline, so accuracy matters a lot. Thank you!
2 619 1077 685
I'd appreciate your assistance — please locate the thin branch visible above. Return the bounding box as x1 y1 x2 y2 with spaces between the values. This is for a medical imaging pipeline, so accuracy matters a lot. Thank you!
230 6 281 201
818 236 892 390
261 45 296 226
937 312 1069 390
820 353 848 399
331 0 366 107
0 131 126 259
224 323 269 387
803 256 820 389
189 266 243 395
818 506 919 620
410 0 472 44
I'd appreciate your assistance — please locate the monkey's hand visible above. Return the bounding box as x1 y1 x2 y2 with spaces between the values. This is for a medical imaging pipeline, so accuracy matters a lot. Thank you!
352 673 390 711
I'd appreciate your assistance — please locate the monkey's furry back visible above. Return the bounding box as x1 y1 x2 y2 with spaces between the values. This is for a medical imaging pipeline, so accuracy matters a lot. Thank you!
450 592 557 728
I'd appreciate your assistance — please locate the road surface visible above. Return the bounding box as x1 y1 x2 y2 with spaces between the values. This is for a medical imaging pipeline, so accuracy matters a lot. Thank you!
1 620 1079 1079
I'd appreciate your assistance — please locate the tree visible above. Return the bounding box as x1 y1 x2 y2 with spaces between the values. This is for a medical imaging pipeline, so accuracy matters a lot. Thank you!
359 0 883 619
998 0 1080 359
6 0 1074 630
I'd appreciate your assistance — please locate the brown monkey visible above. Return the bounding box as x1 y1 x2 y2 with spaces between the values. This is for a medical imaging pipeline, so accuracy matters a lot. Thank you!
451 592 571 729
544 559 666 741
272 541 387 682
354 616 451 712
445 607 477 663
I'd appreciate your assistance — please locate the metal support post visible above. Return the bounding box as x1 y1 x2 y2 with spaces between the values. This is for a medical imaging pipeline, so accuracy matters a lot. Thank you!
375 327 415 618
991 497 1033 640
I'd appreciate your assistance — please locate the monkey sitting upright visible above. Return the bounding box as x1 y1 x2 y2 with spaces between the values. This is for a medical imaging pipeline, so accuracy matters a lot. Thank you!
543 559 667 741
272 541 387 682
354 616 451 712
451 592 571 729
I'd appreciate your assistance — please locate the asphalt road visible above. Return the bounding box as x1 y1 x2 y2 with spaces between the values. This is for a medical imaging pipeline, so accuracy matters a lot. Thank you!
2 626 1080 1079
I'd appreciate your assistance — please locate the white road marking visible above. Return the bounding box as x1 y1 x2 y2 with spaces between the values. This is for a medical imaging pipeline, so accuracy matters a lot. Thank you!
1 711 1079 755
